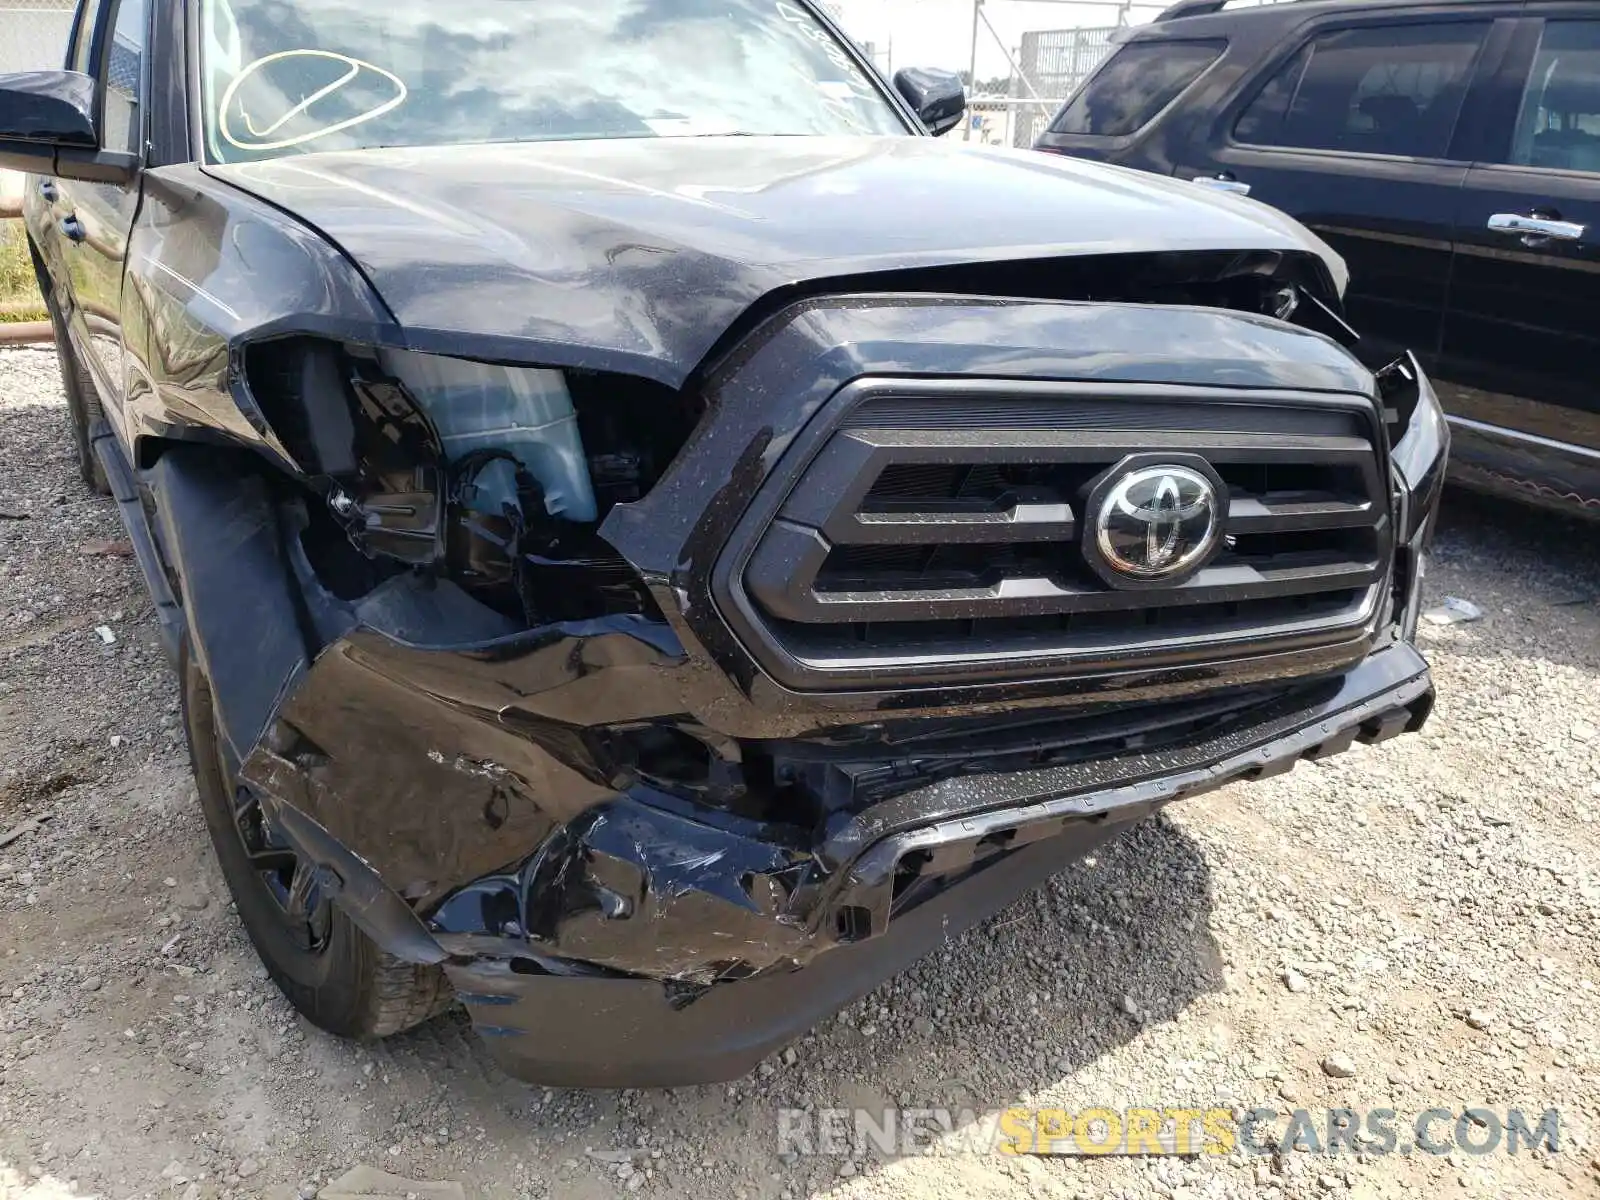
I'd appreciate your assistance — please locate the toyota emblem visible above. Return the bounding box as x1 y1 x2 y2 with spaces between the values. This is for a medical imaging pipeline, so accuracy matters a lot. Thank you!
1089 463 1223 585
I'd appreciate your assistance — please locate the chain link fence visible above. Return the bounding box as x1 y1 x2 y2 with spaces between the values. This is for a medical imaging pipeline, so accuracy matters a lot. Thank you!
0 0 75 74
1009 25 1120 148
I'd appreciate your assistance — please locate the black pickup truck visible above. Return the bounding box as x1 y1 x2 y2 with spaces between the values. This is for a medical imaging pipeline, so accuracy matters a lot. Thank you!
3 0 1443 1086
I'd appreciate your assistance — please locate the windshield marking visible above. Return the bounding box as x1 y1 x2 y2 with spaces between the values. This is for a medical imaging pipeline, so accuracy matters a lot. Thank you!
240 54 360 140
219 49 409 152
199 0 906 164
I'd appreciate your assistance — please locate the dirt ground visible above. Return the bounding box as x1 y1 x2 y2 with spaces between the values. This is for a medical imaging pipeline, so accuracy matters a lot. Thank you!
1 344 1597 1200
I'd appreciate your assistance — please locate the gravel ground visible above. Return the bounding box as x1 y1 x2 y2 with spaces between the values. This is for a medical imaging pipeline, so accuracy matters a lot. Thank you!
2 343 1597 1200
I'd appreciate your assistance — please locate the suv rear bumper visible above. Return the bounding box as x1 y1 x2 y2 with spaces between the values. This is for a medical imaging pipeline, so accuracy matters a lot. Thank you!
442 642 1431 1087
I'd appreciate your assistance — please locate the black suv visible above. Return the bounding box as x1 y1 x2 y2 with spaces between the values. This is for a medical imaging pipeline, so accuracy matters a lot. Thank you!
1037 0 1600 518
5 0 1442 1086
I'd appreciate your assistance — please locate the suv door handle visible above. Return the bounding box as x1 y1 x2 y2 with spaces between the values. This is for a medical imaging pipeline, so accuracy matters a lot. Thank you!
60 215 87 243
1190 173 1251 196
1487 212 1585 245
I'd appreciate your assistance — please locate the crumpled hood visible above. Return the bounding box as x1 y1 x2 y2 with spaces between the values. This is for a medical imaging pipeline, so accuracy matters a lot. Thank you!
206 135 1339 386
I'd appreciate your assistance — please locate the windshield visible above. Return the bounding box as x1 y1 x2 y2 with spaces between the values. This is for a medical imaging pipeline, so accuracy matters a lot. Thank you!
199 0 908 164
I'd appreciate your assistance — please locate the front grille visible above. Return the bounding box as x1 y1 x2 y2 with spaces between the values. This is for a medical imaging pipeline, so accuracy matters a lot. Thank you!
718 380 1391 689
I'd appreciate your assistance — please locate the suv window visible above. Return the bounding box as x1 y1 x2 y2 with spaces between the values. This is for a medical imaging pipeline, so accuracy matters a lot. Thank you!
1049 40 1224 137
103 0 148 154
1235 22 1489 159
1507 20 1600 172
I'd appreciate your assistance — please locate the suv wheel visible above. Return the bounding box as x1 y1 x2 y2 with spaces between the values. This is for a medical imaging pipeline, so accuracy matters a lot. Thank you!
180 643 455 1038
44 296 110 496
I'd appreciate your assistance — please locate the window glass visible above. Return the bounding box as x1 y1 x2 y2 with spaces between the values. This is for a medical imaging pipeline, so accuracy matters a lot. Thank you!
198 0 908 165
1235 22 1488 158
102 0 147 154
1232 45 1309 144
1507 21 1600 172
1049 41 1224 137
69 0 104 72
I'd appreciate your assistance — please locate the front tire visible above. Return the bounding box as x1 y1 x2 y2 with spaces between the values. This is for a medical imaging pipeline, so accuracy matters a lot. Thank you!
180 643 453 1038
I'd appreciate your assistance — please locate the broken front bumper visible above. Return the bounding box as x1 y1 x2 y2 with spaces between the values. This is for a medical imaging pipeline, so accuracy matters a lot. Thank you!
324 641 1428 1088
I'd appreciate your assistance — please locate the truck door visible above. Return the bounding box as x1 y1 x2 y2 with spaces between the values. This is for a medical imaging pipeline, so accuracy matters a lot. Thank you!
51 0 148 439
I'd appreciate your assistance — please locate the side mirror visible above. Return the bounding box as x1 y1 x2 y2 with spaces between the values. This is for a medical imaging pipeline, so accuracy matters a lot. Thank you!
0 70 135 183
892 67 967 138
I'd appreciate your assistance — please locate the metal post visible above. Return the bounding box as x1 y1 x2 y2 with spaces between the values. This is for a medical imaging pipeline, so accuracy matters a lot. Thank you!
965 0 982 140
978 3 1042 100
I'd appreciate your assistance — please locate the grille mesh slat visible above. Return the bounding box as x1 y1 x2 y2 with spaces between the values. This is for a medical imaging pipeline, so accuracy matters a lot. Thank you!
844 396 1364 436
725 383 1392 689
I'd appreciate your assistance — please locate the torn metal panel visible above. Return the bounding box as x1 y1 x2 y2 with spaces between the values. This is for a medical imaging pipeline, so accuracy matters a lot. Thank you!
127 165 404 471
236 616 1428 993
251 785 450 966
150 446 309 767
431 796 817 983
441 819 1128 1089
238 633 616 909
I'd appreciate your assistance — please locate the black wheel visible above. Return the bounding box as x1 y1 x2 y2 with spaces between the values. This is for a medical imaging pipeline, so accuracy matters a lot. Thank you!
180 643 454 1038
44 296 110 497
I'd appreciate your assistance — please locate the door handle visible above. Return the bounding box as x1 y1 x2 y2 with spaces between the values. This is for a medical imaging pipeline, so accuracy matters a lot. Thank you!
60 215 87 243
37 180 58 204
1190 173 1251 196
1487 212 1585 245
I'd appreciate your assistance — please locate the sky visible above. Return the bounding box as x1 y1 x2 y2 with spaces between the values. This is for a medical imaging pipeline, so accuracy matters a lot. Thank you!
830 0 1166 79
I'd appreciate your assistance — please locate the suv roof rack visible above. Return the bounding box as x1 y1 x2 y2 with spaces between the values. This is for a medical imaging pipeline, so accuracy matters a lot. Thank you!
1153 0 1231 19
1152 0 1312 21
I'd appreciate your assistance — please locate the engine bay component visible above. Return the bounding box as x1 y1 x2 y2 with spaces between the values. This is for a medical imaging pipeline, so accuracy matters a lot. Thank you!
376 349 598 523
244 338 699 628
